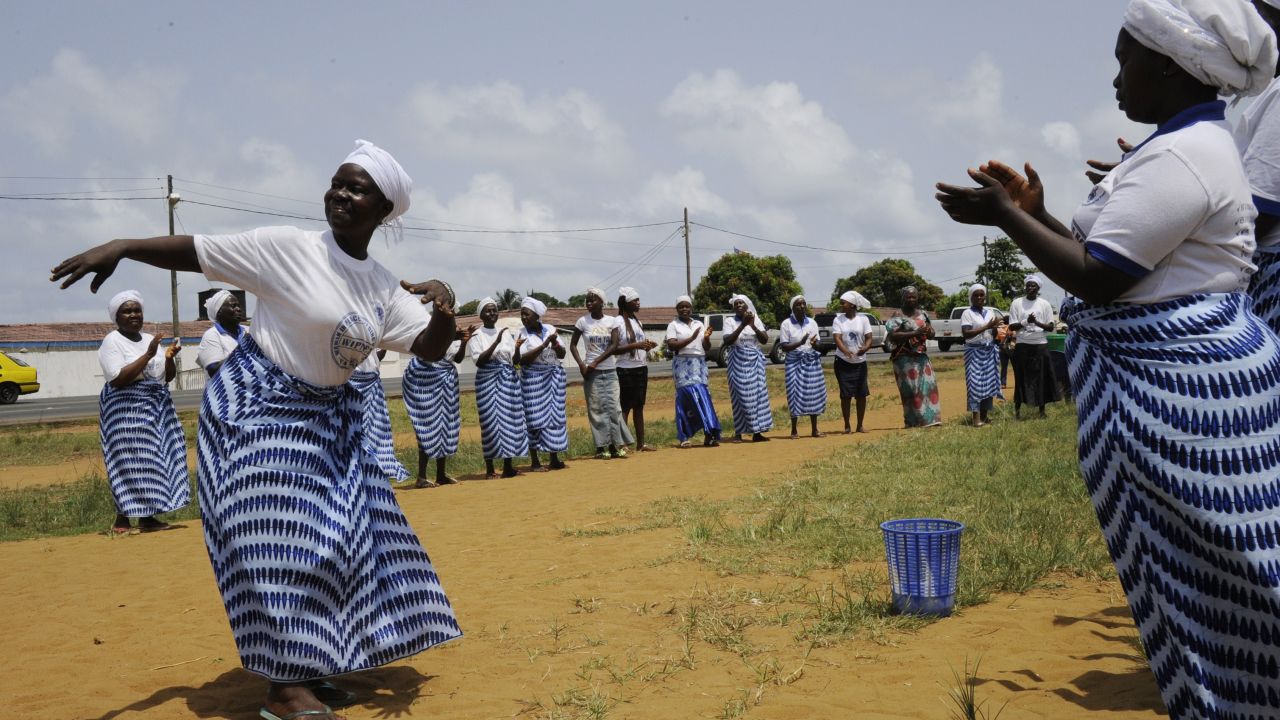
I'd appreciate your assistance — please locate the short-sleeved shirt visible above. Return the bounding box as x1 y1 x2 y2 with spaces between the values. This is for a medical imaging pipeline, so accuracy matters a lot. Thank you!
778 315 818 355
98 330 166 384
960 307 998 346
1235 76 1280 248
722 314 767 350
615 315 648 369
194 226 431 386
575 314 618 369
665 318 707 358
831 313 872 364
517 323 561 366
1072 103 1256 304
1007 297 1054 345
468 326 516 365
196 324 245 369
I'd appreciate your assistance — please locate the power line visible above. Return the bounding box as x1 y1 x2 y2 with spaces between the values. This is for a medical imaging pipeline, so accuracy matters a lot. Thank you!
595 228 683 289
0 175 163 181
0 195 165 201
689 221 982 256
0 186 164 197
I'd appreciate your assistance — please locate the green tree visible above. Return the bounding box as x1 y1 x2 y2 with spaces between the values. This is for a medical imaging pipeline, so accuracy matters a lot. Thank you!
828 259 944 311
494 288 522 310
528 291 566 308
936 287 1011 318
567 293 588 308
457 299 480 316
975 236 1036 300
692 252 802 326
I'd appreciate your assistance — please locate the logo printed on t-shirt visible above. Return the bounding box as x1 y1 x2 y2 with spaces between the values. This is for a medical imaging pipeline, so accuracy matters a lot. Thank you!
331 312 377 369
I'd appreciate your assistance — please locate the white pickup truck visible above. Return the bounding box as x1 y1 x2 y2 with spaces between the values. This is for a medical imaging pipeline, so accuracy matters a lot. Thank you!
933 307 1006 352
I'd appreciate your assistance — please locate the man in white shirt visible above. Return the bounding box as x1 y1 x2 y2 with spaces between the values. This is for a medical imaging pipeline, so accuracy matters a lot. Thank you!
1006 274 1061 418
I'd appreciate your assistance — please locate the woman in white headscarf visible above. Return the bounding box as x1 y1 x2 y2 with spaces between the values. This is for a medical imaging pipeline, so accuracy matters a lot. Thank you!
937 2 1280 715
615 287 658 451
195 289 245 377
1007 273 1061 418
665 295 721 447
54 140 461 720
778 295 826 438
570 288 634 458
959 284 1003 426
97 290 189 535
516 295 569 471
469 297 528 478
831 290 874 433
402 324 472 487
723 293 773 441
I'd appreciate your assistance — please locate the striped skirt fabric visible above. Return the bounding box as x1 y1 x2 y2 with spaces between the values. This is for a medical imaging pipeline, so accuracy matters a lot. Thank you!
784 350 827 417
727 345 773 435
1066 292 1280 719
402 357 460 458
475 361 529 460
521 362 569 453
1248 246 1280 337
962 342 1003 412
349 369 410 483
197 335 461 682
99 380 191 517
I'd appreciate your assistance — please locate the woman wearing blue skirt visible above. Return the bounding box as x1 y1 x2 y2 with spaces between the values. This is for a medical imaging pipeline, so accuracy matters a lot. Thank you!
402 329 470 488
516 296 569 471
959 284 1003 427
469 297 528 478
665 295 721 447
779 295 826 439
937 3 1280 715
54 140 461 720
723 293 773 442
97 290 189 534
349 349 410 484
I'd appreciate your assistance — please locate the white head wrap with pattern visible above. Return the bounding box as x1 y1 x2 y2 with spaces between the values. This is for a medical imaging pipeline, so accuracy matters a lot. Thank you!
1123 0 1277 98
619 286 639 302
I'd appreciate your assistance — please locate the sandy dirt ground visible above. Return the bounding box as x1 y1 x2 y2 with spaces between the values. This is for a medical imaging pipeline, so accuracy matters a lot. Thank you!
0 374 1165 719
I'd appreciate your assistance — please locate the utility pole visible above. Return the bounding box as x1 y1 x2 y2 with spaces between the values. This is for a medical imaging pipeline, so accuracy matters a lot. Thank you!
683 207 692 297
167 175 182 388
981 235 989 288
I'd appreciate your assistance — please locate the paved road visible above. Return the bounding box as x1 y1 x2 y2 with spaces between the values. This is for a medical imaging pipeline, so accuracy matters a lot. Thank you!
0 349 962 426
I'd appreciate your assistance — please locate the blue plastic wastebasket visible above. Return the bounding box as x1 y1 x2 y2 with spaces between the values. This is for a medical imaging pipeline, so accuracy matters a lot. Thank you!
880 518 964 617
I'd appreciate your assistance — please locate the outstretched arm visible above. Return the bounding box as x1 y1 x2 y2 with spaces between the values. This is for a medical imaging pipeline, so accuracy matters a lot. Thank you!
51 236 200 293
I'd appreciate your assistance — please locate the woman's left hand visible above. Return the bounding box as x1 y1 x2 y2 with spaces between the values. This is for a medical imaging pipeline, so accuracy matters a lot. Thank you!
401 279 455 314
935 168 1018 227
165 338 181 359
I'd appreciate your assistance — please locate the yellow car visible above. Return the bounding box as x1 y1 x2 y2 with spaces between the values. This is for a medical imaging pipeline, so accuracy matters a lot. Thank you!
0 351 39 404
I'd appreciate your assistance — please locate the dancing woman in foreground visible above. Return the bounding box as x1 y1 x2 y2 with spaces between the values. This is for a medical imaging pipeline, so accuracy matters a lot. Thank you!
53 140 462 720
936 2 1280 715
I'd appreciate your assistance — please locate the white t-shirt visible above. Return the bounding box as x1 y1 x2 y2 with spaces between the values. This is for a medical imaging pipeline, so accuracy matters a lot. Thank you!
1071 113 1256 304
196 324 244 369
615 315 648 369
1235 75 1280 249
831 313 872 364
98 330 166 384
575 314 618 370
1007 297 1054 345
665 318 707 358
194 226 431 386
468 326 516 365
722 314 767 350
959 307 998 346
778 315 818 355
517 323 561 366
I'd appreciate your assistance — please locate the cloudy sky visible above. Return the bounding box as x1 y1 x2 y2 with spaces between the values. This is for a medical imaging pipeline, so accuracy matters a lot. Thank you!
4 0 1161 325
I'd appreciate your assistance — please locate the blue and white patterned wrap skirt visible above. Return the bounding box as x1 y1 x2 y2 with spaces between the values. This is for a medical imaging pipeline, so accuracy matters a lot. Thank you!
1249 246 1280 337
962 342 1003 412
521 362 569 453
726 344 773 435
475 361 529 460
1066 292 1280 719
402 357 460 458
197 335 460 682
783 350 826 418
672 355 720 441
349 369 410 483
99 379 190 517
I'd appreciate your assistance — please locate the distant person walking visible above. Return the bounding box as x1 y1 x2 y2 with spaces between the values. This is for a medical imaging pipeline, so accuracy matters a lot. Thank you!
959 284 1003 426
571 288 633 458
779 295 825 438
884 286 941 428
402 327 470 487
470 298 528 478
516 296 569 472
1007 274 1060 418
615 287 657 451
665 296 721 447
195 289 244 377
723 293 773 442
349 349 411 484
97 290 189 534
831 290 873 433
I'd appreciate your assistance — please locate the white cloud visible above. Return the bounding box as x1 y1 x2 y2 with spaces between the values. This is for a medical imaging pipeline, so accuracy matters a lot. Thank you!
1041 121 1082 158
627 167 732 218
931 54 1005 133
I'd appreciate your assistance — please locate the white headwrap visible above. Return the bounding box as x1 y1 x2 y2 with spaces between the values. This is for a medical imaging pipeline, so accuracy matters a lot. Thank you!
108 290 143 321
1123 0 1277 98
676 294 693 306
790 295 807 313
204 290 232 321
968 283 988 304
840 290 871 309
520 296 547 317
729 294 764 330
342 139 413 242
1024 274 1043 287
619 286 640 303
586 287 605 302
478 296 497 312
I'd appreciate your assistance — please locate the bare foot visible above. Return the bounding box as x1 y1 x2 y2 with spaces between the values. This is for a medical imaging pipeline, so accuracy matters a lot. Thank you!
413 478 438 489
264 684 339 720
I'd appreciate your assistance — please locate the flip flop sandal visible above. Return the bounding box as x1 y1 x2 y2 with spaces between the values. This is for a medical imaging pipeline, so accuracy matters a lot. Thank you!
259 706 336 720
